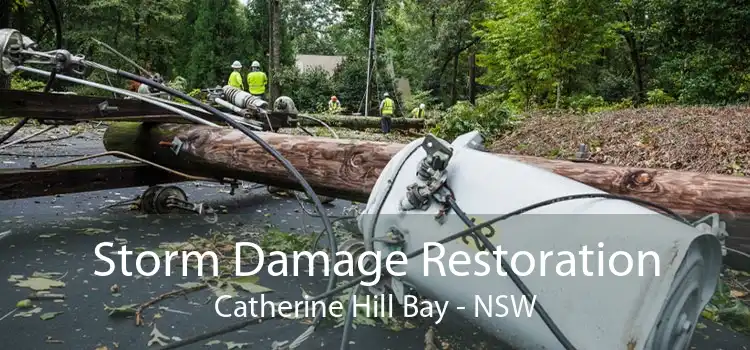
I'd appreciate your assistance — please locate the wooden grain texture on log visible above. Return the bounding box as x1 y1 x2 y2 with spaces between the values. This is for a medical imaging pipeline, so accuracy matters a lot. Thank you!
300 114 434 131
103 122 750 219
103 122 403 201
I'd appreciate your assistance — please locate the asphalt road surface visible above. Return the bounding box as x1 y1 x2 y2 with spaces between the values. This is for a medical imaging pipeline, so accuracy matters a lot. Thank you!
1 126 749 350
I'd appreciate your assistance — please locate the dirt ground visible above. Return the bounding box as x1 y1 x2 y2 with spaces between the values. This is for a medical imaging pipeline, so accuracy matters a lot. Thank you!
490 106 750 176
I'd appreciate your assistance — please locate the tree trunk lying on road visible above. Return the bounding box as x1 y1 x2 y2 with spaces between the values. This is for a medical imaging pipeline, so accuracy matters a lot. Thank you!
299 114 434 131
103 122 750 222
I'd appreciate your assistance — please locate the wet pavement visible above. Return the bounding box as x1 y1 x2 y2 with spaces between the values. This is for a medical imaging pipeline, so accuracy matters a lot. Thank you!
0 125 748 350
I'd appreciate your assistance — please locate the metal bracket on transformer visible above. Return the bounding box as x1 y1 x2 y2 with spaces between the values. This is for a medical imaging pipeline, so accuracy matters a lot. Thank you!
399 134 454 218
691 213 729 256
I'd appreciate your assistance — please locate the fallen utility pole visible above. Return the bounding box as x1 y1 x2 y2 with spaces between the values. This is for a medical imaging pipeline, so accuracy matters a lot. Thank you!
0 163 183 200
299 114 433 131
103 122 750 221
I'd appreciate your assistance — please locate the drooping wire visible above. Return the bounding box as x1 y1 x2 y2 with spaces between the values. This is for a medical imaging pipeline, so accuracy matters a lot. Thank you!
163 192 688 349
446 194 576 349
117 70 340 334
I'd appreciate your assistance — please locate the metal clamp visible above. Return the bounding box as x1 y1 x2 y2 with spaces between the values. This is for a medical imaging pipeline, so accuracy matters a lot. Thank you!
169 137 183 155
399 134 454 212
691 213 729 256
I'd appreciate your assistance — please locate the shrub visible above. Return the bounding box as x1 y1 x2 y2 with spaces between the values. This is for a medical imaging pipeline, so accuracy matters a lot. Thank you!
568 94 607 113
430 92 516 141
646 88 676 106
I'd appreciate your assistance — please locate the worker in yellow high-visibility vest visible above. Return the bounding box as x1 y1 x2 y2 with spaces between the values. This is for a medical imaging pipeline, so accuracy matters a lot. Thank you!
246 61 268 99
227 61 244 90
379 92 394 133
410 103 426 118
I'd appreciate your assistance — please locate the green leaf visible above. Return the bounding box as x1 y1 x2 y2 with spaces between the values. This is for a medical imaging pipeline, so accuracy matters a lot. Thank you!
16 299 32 308
78 228 112 236
7 274 24 282
229 276 273 294
15 277 65 291
176 282 206 290
225 341 249 349
210 282 238 298
40 311 63 320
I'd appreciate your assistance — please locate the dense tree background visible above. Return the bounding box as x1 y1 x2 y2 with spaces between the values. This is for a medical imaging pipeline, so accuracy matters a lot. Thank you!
4 0 750 114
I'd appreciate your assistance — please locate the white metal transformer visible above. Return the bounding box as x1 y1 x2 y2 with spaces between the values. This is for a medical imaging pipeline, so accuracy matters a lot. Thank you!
358 131 723 350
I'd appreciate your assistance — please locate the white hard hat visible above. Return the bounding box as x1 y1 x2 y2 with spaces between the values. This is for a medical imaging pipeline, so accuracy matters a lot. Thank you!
383 92 389 97
420 103 425 109
231 61 242 69
251 61 260 68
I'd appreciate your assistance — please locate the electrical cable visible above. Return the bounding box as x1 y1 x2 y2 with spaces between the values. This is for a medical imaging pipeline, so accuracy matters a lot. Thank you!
15 66 220 127
48 0 62 50
297 115 339 139
114 70 339 335
0 125 57 150
165 192 687 349
727 247 750 260
297 126 315 137
33 150 221 182
339 283 362 350
445 194 575 349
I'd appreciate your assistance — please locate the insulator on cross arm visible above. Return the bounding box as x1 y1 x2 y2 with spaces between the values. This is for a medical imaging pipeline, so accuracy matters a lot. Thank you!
222 85 268 110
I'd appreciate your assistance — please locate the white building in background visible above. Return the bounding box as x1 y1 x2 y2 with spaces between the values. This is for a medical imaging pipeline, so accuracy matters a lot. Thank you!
293 54 412 101
295 55 345 76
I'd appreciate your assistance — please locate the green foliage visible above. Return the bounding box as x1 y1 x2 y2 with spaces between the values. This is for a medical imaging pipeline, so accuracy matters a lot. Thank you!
277 66 335 112
477 0 617 110
331 57 367 113
430 93 516 141
260 227 312 253
568 95 607 113
404 89 440 117
646 89 675 106
702 273 750 335
10 74 46 91
167 76 188 92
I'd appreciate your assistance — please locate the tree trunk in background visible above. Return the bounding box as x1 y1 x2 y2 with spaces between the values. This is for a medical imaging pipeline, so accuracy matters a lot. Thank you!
450 53 458 105
0 0 11 90
269 0 281 102
468 49 476 104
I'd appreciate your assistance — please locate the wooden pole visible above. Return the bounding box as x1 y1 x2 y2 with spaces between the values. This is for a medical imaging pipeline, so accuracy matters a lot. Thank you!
103 123 750 221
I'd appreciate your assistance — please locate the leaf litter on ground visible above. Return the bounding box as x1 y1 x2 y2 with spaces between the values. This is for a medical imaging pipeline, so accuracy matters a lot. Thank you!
148 326 170 347
104 304 138 317
15 276 65 291
40 311 63 320
14 307 42 318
